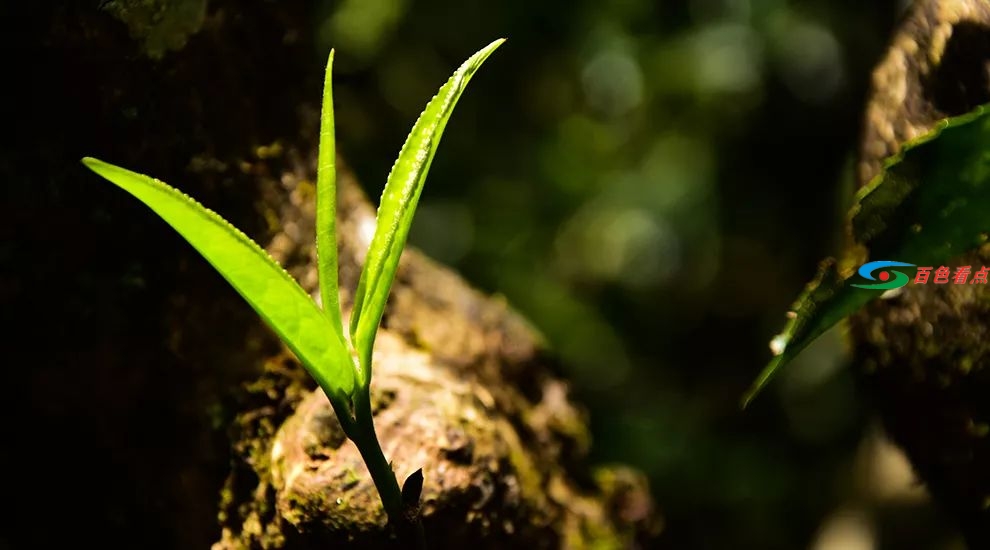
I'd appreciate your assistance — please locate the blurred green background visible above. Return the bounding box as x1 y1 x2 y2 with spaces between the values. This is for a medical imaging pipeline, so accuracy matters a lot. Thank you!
312 0 963 547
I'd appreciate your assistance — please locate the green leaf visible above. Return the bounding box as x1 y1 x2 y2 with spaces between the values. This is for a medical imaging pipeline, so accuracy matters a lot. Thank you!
744 104 990 407
81 157 357 405
316 49 345 338
349 38 505 385
741 260 882 407
852 106 990 262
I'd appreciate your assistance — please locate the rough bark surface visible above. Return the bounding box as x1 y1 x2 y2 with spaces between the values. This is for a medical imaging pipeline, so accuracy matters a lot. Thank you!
212 152 659 549
853 0 990 546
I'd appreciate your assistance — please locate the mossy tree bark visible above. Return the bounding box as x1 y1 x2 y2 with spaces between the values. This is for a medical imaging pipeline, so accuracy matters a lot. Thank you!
853 0 990 546
2 2 657 548
214 144 658 550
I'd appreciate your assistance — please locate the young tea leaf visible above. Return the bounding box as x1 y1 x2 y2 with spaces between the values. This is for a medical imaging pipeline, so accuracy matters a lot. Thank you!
316 49 345 338
744 104 990 406
349 38 505 384
81 157 358 404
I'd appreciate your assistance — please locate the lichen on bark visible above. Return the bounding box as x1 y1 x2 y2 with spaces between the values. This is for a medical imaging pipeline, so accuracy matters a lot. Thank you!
101 0 207 58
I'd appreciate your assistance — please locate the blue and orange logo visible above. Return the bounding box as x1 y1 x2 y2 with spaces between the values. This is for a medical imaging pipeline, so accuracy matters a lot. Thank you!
850 261 915 290
852 261 990 288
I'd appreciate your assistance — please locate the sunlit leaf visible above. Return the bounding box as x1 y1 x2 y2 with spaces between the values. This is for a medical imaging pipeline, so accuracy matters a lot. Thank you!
744 104 990 406
349 38 505 385
316 49 345 337
81 157 357 404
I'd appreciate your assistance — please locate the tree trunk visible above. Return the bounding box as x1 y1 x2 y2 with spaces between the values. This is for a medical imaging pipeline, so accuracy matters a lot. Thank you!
853 0 990 546
2 2 657 548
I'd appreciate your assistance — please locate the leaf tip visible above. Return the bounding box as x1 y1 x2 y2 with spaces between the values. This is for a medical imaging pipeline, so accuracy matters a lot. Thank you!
740 391 755 410
474 38 506 63
740 377 766 409
81 156 115 178
741 354 785 409
740 381 763 410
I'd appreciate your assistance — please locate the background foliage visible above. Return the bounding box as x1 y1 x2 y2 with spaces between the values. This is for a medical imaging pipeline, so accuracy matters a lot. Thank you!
314 0 962 548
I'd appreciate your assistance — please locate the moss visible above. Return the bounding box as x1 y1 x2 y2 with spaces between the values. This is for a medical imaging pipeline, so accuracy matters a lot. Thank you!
966 419 989 437
254 141 285 160
215 158 659 548
502 427 543 503
102 0 206 58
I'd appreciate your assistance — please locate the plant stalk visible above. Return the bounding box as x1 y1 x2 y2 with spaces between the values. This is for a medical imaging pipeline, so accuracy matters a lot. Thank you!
350 389 403 520
337 387 427 549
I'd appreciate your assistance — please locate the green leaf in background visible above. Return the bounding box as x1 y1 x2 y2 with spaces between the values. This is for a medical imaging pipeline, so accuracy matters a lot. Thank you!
316 49 345 338
81 157 358 405
741 260 883 407
744 104 990 407
349 38 505 385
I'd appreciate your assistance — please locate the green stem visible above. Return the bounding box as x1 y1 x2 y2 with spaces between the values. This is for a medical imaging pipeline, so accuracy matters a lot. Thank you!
349 388 404 522
327 384 426 549
353 389 428 549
